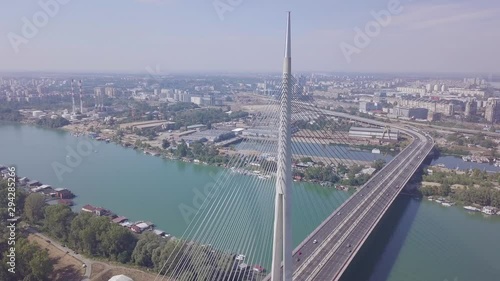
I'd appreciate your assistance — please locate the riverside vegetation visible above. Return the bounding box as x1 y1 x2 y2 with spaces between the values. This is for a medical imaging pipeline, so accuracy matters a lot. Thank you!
419 169 500 208
0 179 266 281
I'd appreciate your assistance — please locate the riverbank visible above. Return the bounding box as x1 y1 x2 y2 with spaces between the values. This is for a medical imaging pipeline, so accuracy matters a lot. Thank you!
0 166 173 240
61 122 384 188
2 123 500 280
425 196 500 216
418 166 500 216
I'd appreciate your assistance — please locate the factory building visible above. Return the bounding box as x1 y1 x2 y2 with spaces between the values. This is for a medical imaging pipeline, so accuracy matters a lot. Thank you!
392 107 428 120
359 101 382 113
348 127 399 141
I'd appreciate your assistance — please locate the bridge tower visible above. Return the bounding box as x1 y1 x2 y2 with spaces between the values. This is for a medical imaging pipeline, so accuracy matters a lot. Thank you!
271 12 293 281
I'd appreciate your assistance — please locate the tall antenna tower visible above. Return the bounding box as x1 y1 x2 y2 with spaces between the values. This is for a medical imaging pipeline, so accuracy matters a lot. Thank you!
79 80 84 114
271 12 293 281
71 79 76 114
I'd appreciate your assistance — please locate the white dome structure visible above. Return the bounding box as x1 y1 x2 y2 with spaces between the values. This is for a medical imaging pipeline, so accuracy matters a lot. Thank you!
108 275 134 281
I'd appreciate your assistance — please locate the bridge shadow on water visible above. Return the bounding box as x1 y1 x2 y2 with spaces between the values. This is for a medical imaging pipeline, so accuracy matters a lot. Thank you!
338 195 421 281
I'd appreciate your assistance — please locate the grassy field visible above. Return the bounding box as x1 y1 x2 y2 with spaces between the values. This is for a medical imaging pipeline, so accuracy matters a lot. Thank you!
28 234 85 281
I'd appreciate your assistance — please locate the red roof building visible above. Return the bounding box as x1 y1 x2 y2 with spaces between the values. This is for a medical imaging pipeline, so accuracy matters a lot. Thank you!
55 188 74 199
112 216 128 224
130 225 142 233
81 204 109 216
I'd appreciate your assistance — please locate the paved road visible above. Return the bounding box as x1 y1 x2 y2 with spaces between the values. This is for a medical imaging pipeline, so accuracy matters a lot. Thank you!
27 228 92 280
264 106 434 281
396 119 500 138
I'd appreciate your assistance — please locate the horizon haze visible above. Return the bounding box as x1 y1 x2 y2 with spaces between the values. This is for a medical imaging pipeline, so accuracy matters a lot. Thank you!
1 0 500 74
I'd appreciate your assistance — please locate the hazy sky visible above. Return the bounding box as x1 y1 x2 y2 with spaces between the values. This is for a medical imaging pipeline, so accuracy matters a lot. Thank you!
1 0 499 74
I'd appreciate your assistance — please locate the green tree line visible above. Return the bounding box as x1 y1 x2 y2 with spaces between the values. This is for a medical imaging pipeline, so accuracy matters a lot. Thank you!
173 140 230 165
35 116 70 128
0 180 53 281
11 180 252 280
0 106 22 122
420 169 500 208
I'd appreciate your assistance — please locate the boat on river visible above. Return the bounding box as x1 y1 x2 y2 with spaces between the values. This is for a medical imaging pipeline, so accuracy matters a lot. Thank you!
464 206 480 212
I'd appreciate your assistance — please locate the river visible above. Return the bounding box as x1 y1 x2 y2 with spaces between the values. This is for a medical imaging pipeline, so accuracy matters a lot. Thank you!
0 123 499 280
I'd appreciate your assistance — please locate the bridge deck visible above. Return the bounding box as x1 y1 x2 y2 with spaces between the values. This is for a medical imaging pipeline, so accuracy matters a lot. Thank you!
264 125 434 281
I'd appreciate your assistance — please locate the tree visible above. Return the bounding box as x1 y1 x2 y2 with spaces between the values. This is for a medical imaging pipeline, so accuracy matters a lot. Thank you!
101 224 137 263
0 106 22 122
135 139 143 147
491 190 500 208
162 139 171 149
69 212 136 262
176 140 188 157
4 238 54 281
43 204 75 242
132 233 164 267
36 116 70 128
371 159 386 171
299 157 313 163
151 239 186 273
68 212 93 253
24 193 46 224
337 164 348 174
29 250 54 281
437 183 451 197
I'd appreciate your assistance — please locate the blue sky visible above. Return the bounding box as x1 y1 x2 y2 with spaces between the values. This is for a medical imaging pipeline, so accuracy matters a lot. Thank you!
1 0 499 74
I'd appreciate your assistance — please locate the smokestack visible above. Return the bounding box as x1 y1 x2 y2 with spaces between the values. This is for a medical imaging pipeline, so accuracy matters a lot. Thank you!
94 88 98 109
79 80 83 114
100 89 104 110
71 79 76 114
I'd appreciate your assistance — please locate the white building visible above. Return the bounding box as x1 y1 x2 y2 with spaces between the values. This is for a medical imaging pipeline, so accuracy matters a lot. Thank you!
448 88 486 97
191 96 202 105
32 110 44 118
425 84 432 93
396 87 426 95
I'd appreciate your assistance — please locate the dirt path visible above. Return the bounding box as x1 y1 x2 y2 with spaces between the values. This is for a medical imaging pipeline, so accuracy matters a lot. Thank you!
27 228 92 280
27 228 166 281
28 234 86 281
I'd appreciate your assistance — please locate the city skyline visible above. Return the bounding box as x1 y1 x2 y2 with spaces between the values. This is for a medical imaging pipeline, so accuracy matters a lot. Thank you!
1 0 500 74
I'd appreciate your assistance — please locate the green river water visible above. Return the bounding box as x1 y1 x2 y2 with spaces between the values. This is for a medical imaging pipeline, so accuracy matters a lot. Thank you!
0 123 499 281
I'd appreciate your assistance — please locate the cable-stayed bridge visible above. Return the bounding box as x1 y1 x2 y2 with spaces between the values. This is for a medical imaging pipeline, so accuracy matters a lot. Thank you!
264 120 434 281
153 13 434 281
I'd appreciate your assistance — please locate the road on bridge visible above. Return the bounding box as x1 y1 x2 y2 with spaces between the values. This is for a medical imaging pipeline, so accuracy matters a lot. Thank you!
264 108 435 281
